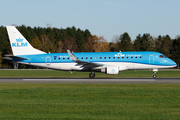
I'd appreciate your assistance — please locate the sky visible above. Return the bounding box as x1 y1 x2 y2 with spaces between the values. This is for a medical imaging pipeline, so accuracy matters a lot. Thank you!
1 0 180 42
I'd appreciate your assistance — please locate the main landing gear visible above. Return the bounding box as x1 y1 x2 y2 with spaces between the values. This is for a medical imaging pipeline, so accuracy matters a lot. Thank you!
89 72 95 78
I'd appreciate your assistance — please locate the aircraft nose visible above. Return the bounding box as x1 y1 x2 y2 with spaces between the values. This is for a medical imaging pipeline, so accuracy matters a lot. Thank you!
171 60 177 67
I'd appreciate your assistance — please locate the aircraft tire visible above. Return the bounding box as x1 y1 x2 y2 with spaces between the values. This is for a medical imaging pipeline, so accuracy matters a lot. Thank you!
153 75 156 79
89 73 95 78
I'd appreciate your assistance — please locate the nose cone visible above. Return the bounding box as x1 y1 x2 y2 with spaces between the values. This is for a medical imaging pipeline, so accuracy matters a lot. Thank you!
170 60 177 67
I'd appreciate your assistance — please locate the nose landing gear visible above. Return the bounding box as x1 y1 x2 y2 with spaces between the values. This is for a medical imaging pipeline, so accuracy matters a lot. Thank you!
153 72 157 78
152 69 158 79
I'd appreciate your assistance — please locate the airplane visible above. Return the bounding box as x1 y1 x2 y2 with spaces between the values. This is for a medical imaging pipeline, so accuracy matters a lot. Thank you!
4 26 177 78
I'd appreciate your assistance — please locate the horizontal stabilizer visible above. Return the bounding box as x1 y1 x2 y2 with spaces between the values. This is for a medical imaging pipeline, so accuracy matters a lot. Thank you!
4 54 28 60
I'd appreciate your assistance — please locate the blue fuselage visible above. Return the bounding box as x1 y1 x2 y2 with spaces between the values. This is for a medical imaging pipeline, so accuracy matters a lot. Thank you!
13 51 176 72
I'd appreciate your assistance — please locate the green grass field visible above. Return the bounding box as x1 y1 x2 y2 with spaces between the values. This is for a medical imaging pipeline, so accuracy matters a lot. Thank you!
0 84 180 119
0 70 180 119
0 69 179 78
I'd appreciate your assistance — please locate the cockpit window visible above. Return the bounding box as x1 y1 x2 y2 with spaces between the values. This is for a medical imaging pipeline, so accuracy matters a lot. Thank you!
159 55 167 58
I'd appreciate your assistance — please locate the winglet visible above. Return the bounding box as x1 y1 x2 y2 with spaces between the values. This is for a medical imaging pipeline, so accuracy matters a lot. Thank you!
67 50 78 61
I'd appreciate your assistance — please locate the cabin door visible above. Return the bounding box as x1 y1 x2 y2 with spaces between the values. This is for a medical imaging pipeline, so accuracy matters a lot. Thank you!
45 56 51 65
149 55 154 64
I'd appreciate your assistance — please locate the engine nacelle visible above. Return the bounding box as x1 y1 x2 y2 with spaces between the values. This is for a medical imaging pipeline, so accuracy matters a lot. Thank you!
101 66 119 75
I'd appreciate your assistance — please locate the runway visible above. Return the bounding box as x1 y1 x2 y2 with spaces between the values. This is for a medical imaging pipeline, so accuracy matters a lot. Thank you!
0 78 180 83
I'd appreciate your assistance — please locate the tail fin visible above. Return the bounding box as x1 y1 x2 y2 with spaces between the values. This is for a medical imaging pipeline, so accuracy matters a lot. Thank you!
6 26 46 55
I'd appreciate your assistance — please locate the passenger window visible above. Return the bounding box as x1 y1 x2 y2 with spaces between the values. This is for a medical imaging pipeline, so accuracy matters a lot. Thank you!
131 56 133 58
126 57 128 59
135 56 137 58
100 57 102 59
59 58 60 60
67 58 69 60
104 57 106 59
54 58 56 60
140 56 142 58
86 57 88 59
118 57 120 59
122 57 124 59
109 57 111 59
113 57 115 59
81 57 83 59
90 57 92 59
95 57 97 59
63 58 65 60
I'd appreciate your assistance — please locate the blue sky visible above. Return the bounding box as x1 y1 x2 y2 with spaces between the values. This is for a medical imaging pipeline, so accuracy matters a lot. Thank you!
1 0 180 42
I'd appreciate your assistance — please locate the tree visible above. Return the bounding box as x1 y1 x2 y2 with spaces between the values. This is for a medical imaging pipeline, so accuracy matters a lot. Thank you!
110 35 119 52
31 36 42 50
27 26 36 42
76 29 85 52
155 35 163 52
17 25 32 43
133 33 151 51
83 35 100 52
34 27 46 39
93 36 110 52
171 36 180 69
63 36 78 52
0 52 3 67
46 27 56 45
83 36 94 52
0 26 9 54
83 35 110 52
56 41 64 53
40 35 55 53
155 35 173 57
162 35 173 57
119 32 133 51
83 29 92 42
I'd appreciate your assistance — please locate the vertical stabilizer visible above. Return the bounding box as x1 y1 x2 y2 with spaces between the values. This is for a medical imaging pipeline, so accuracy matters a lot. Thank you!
6 26 46 55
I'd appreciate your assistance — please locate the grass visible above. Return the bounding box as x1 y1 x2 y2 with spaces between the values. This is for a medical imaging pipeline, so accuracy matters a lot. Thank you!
0 84 180 119
0 69 179 78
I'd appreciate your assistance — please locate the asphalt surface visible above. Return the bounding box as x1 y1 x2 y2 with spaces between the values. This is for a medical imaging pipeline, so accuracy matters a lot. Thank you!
0 78 180 83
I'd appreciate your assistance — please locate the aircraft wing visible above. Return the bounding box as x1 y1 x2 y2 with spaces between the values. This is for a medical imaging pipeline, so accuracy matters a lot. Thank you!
67 50 103 67
4 54 28 60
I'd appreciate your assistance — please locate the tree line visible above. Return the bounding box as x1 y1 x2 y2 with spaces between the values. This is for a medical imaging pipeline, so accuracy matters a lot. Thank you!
0 25 179 68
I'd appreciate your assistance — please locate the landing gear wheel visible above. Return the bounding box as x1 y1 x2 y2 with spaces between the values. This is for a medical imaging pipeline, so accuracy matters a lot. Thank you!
89 73 95 78
153 72 156 79
153 74 156 79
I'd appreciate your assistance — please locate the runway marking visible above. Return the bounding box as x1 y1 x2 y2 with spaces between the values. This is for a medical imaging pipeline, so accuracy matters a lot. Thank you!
23 79 155 81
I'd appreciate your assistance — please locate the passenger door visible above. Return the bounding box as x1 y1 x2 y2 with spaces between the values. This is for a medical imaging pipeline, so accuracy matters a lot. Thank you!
149 55 154 64
45 56 51 66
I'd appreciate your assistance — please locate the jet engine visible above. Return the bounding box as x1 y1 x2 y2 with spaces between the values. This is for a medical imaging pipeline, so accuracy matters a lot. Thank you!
101 66 119 75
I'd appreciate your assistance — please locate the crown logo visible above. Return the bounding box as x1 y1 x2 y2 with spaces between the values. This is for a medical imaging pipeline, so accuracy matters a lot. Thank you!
16 38 23 42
